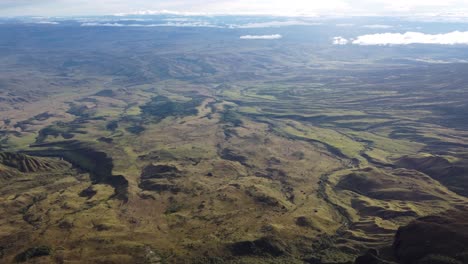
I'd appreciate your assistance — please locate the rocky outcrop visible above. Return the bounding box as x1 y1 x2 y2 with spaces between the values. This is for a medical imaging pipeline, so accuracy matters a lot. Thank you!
0 152 70 173
139 164 182 193
393 209 468 264
354 209 468 264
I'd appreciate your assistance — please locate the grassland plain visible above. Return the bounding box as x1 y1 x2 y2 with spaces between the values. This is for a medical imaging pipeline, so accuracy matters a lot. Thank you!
0 25 468 263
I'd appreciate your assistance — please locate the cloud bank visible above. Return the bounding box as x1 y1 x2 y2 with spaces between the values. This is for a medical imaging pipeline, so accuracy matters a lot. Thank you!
81 19 322 29
240 34 283 40
114 9 207 16
81 22 220 28
3 0 468 17
231 20 321 28
334 31 468 45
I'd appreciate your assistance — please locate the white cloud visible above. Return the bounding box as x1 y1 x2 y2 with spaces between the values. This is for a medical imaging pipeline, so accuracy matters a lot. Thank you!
333 36 349 45
332 31 468 45
240 34 283 40
411 58 468 64
0 1 351 17
114 9 208 16
2 0 468 17
153 21 220 27
363 24 393 29
81 22 220 28
181 0 350 16
231 20 321 28
82 19 320 29
81 22 125 27
35 21 59 24
352 31 468 45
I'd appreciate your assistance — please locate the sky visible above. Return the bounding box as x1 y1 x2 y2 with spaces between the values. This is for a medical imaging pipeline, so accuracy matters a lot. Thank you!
1 0 468 17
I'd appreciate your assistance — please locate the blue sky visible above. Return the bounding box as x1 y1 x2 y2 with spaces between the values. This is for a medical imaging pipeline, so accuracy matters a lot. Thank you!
1 0 468 17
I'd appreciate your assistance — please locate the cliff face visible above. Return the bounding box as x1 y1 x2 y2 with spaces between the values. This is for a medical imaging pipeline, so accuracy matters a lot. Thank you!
392 209 468 264
0 152 70 173
354 209 468 264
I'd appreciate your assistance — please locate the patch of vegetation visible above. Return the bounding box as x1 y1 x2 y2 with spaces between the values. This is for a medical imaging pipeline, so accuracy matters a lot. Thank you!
126 125 145 135
106 120 119 131
14 112 54 131
94 89 116 97
139 179 181 194
97 137 113 143
138 150 176 161
220 106 243 127
36 121 87 143
14 246 51 262
140 95 203 121
141 164 180 179
165 198 183 214
79 186 97 199
229 237 287 257
67 103 93 118
191 257 227 264
295 216 313 228
221 148 248 166
291 151 305 160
